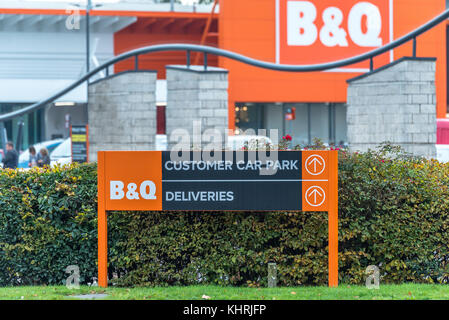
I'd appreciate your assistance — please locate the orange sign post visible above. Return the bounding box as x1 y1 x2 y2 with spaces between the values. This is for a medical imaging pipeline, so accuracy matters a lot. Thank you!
97 150 338 288
301 151 338 287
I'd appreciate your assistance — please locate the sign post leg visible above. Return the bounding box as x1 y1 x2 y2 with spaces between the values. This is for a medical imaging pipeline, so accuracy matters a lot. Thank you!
328 207 338 287
98 152 108 288
328 150 338 287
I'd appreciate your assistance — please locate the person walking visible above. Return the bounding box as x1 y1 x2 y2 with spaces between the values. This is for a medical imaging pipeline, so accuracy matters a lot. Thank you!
2 141 18 169
28 146 38 168
37 147 51 168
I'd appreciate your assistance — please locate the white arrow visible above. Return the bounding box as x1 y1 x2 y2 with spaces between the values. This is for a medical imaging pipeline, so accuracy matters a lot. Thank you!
308 187 323 204
308 156 323 173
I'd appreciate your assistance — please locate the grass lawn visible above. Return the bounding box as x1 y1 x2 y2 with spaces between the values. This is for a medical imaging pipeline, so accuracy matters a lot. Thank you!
0 284 449 300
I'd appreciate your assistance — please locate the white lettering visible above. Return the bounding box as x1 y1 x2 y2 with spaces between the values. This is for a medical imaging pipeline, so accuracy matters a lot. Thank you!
165 161 173 171
110 180 157 201
164 191 235 202
140 180 157 200
348 2 382 47
287 1 318 46
110 181 124 200
286 1 384 48
320 7 348 47
126 183 139 200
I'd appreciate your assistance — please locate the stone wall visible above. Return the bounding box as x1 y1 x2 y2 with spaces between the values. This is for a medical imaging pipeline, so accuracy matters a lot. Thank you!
166 65 228 149
347 57 437 158
88 71 157 162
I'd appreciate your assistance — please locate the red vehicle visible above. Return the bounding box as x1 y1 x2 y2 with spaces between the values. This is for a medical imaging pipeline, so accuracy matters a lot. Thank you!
437 119 449 162
437 119 449 144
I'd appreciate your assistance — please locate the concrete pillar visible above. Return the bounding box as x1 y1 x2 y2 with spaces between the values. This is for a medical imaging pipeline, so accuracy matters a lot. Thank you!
166 65 228 149
346 57 437 158
88 71 157 162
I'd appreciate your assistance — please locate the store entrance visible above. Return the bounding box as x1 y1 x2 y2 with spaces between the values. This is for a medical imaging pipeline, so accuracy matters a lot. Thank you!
0 103 44 151
234 102 347 148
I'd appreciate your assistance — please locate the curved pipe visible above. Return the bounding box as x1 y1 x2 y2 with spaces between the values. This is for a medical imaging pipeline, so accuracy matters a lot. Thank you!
1 8 449 122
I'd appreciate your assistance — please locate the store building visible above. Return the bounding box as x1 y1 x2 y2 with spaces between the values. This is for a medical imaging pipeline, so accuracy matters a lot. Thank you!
0 0 217 149
219 0 447 147
0 0 447 150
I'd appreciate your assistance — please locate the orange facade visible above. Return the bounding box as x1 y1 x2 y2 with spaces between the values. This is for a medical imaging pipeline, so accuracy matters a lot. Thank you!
114 13 218 79
219 0 447 128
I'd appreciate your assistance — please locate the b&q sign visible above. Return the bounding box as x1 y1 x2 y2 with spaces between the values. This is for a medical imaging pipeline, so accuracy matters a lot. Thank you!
277 0 392 67
97 151 338 287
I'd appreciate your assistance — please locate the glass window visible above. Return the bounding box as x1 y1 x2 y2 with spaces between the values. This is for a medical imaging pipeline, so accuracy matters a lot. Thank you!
285 103 309 146
0 103 43 150
235 102 348 147
235 103 263 134
310 103 330 145
335 103 347 146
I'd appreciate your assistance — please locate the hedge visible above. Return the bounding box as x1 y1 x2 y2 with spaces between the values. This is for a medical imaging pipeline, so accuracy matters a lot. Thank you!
0 144 449 287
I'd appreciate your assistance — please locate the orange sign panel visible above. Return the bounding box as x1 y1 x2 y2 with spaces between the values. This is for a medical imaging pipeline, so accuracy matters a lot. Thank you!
302 151 330 211
103 151 162 211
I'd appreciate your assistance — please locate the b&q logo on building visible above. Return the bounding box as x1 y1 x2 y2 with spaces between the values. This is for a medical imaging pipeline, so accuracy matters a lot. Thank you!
276 0 392 67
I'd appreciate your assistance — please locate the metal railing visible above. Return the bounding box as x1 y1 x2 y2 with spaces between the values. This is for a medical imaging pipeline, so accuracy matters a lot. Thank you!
1 8 449 123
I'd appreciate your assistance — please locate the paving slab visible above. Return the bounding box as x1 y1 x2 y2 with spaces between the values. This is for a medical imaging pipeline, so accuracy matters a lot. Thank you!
69 293 108 300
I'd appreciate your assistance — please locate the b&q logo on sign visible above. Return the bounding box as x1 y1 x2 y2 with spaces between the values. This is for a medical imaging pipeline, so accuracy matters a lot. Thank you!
276 0 392 68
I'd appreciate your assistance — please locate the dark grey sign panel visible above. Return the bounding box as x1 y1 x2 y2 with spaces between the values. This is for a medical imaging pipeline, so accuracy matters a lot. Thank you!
161 151 302 211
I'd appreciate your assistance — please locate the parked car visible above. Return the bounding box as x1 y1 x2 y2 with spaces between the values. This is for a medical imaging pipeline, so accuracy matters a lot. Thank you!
227 135 273 150
50 138 71 167
436 145 449 163
437 119 449 163
18 139 64 168
155 134 167 151
142 134 273 151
